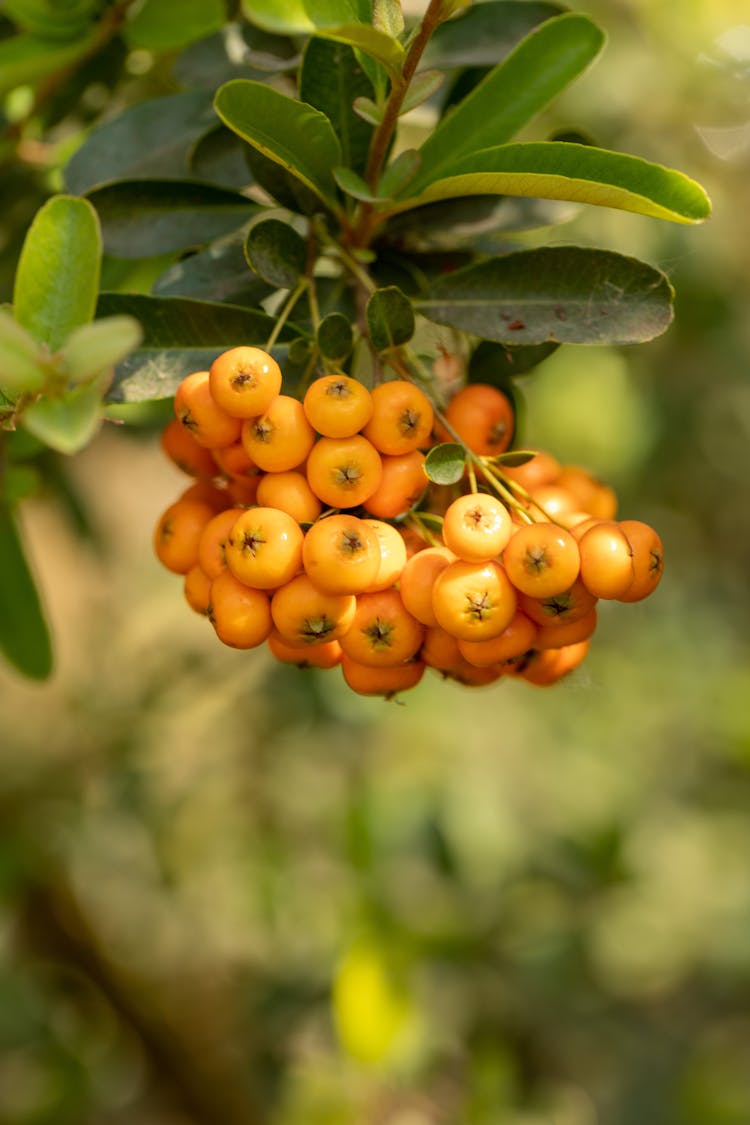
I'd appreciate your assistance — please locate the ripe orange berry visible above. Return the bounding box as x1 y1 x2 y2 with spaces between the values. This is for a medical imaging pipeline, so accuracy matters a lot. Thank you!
211 440 258 480
174 370 242 449
271 574 356 646
302 514 381 595
208 345 282 418
241 394 316 472
209 571 273 649
578 521 634 599
197 507 242 580
256 470 322 524
398 546 456 626
362 450 427 519
305 435 383 509
446 660 505 688
502 522 581 598
500 449 561 491
225 475 261 507
457 610 537 667
442 383 514 456
362 380 434 455
519 640 590 686
527 484 579 521
340 653 424 698
178 480 229 511
340 588 424 668
361 518 408 591
442 492 513 562
420 625 463 675
154 498 216 574
535 606 598 649
160 419 219 478
303 374 374 437
184 564 212 615
225 507 304 590
267 629 343 669
555 466 617 520
432 559 517 641
617 520 664 602
518 578 597 628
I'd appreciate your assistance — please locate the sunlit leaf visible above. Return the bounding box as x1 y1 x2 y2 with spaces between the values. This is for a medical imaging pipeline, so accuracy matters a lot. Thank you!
61 316 143 386
22 378 106 455
0 310 46 395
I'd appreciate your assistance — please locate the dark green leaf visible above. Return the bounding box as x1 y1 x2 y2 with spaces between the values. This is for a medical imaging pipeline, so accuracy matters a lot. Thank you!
300 38 375 175
416 247 675 346
366 286 414 351
469 338 559 381
423 1 565 68
189 126 253 190
3 464 42 505
174 23 299 88
382 194 576 253
22 379 105 455
64 91 217 195
495 450 537 466
317 312 354 361
97 294 299 402
245 218 307 288
123 0 226 50
13 195 101 352
393 142 712 225
409 14 605 195
245 148 323 214
423 442 466 485
0 502 53 680
214 79 343 211
153 236 272 305
85 180 257 258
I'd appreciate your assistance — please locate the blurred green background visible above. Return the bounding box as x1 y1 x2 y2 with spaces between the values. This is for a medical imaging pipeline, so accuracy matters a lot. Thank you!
1 1 749 1122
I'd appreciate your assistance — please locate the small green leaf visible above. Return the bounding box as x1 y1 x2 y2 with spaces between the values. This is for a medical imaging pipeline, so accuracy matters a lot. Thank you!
215 79 343 211
400 70 444 115
416 247 675 346
23 378 105 455
245 219 307 288
0 502 53 680
0 310 46 395
379 150 421 198
300 37 375 174
495 450 537 466
352 96 383 126
366 287 415 352
313 23 404 76
423 442 466 485
373 0 403 37
14 195 101 352
317 312 354 361
124 0 226 50
60 316 143 387
333 167 380 202
242 0 314 33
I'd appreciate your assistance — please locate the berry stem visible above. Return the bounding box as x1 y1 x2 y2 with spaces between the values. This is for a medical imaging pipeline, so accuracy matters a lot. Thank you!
265 278 308 351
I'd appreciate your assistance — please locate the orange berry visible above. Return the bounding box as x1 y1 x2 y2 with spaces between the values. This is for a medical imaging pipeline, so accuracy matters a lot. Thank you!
519 640 590 686
457 610 537 667
302 514 381 595
527 484 579 520
398 545 456 626
578 520 634 599
160 418 218 478
442 492 514 562
420 625 463 675
518 578 597 628
184 564 212 615
340 654 425 698
225 507 304 590
209 570 272 649
432 559 517 641
500 449 560 490
303 374 374 437
197 507 241 580
446 660 505 688
340 588 424 667
267 628 343 669
617 520 664 602
555 466 617 519
535 606 598 649
225 474 261 507
241 394 315 472
362 380 434 455
208 345 282 418
502 522 581 598
271 574 356 646
305 435 383 509
174 370 242 449
362 450 427 519
256 470 322 524
212 440 258 480
154 498 216 575
178 480 230 511
442 383 514 456
361 518 408 591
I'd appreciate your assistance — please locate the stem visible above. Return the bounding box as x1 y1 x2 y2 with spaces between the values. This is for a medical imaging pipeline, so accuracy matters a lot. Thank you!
264 279 308 351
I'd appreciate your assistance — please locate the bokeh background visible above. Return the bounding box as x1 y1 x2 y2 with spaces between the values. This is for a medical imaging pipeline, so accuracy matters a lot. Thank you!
1 1 749 1121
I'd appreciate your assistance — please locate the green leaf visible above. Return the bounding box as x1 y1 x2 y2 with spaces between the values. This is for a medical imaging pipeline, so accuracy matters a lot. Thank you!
85 180 257 258
300 37 375 175
416 247 675 345
373 0 403 37
0 310 46 395
3 0 100 41
14 195 101 352
469 338 558 382
189 126 252 190
153 235 272 306
60 316 143 387
3 463 42 505
333 167 380 202
495 450 537 466
391 142 712 224
352 96 383 126
245 219 307 288
312 23 404 75
96 294 299 402
123 0 226 50
0 31 97 95
400 70 444 115
409 14 605 196
379 149 421 198
423 442 466 485
423 1 565 68
22 378 105 455
317 312 353 361
382 194 577 253
241 0 314 33
64 90 217 195
214 79 343 211
0 502 53 680
366 286 414 351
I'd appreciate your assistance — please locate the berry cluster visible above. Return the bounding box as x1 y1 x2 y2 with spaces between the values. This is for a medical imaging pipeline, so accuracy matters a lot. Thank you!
154 346 663 698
